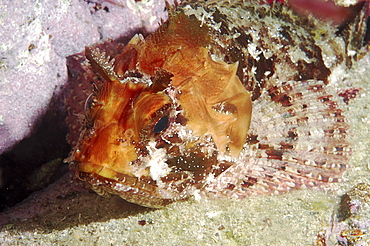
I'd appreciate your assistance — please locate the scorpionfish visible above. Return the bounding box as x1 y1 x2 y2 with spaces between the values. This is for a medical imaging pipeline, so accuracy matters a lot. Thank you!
67 0 368 208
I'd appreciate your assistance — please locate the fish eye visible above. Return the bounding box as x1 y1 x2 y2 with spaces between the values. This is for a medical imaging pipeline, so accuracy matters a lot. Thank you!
153 115 169 133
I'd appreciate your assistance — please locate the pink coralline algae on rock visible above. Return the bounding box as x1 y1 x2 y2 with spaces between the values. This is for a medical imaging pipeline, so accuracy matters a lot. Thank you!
66 0 368 208
0 0 173 155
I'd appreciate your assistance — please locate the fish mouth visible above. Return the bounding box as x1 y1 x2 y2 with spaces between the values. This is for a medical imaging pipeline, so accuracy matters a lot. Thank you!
75 162 178 208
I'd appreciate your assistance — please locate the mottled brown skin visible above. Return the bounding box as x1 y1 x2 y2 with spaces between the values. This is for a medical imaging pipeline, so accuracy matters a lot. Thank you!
68 0 367 208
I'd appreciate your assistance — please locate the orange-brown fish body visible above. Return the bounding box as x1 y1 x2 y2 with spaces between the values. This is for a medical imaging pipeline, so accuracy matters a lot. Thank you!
68 0 367 208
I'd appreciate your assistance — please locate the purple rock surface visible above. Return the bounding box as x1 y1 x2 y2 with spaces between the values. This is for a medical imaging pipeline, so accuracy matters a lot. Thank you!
0 0 174 155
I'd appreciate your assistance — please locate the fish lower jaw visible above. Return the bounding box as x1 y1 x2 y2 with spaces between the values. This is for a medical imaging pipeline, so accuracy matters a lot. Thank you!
77 168 184 208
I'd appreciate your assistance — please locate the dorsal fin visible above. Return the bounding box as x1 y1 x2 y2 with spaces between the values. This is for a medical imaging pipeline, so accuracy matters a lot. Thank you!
85 47 119 82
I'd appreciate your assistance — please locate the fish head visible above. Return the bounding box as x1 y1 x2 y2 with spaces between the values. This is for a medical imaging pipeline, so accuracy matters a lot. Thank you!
71 12 252 208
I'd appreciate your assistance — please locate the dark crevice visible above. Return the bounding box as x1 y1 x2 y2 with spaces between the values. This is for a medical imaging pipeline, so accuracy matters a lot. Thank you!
0 96 71 212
